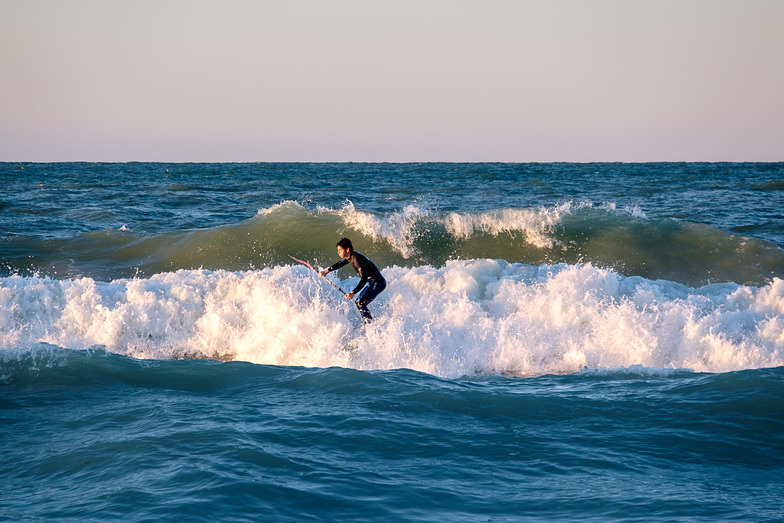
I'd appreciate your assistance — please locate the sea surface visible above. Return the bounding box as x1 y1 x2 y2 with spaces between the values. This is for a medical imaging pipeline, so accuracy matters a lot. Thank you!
2 162 783 521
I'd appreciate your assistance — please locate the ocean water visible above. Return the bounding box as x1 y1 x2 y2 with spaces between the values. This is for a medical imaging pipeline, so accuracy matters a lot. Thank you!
1 162 784 521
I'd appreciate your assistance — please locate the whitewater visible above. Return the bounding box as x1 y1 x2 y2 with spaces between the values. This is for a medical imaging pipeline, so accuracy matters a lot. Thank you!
3 260 783 378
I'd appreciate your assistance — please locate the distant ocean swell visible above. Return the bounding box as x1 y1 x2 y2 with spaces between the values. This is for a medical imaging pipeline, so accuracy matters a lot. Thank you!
2 260 783 380
3 200 783 286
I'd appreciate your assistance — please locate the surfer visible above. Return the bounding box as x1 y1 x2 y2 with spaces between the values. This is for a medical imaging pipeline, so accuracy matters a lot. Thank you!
319 238 386 323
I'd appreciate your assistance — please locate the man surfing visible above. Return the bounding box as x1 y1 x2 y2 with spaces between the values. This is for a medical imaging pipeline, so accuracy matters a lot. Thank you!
318 238 386 323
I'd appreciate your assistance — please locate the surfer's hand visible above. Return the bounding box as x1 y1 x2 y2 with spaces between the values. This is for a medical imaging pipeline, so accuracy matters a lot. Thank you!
345 291 354 300
318 269 328 278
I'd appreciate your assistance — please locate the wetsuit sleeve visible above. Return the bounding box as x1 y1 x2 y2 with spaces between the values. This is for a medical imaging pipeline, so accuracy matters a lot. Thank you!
327 259 349 272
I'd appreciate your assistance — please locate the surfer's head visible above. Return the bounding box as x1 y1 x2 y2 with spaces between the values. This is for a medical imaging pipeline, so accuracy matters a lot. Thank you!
336 238 353 260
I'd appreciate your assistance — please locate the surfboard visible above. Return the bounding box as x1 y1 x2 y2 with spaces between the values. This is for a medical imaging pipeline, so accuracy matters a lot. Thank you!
341 323 367 353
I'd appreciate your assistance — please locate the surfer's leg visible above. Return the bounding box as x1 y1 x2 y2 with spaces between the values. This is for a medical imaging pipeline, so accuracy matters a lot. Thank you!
356 301 373 323
356 279 386 323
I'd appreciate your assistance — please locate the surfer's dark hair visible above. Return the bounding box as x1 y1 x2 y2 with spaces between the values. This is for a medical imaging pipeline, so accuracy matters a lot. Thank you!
336 238 353 252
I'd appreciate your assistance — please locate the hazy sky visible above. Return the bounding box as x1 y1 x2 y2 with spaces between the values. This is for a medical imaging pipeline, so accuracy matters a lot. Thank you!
2 0 782 162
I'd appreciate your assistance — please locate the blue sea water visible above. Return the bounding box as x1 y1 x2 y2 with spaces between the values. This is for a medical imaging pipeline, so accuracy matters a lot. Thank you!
2 162 784 521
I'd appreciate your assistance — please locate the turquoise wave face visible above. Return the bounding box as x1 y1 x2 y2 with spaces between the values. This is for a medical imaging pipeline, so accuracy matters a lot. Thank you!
3 201 783 286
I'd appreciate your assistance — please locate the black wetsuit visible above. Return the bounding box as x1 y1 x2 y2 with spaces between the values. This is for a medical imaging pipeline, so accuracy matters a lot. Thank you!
327 251 386 322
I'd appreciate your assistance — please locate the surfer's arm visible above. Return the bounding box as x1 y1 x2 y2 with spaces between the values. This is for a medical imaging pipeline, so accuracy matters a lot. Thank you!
320 259 348 278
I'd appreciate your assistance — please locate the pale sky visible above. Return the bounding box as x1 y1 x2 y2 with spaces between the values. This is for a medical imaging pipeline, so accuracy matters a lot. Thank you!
1 0 783 162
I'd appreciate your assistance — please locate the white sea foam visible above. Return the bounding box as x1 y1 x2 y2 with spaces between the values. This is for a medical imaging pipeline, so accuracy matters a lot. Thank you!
443 203 574 249
335 200 426 258
333 199 650 255
254 199 649 259
1 262 782 378
337 201 565 253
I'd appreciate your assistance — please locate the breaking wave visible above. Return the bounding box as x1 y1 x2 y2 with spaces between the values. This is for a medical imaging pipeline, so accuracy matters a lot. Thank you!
2 261 783 379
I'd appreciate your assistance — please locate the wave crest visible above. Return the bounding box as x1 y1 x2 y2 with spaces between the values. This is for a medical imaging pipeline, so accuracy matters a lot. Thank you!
2 200 782 287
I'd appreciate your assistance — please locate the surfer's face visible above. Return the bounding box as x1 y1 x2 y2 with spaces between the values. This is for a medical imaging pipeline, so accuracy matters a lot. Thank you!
337 246 350 260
